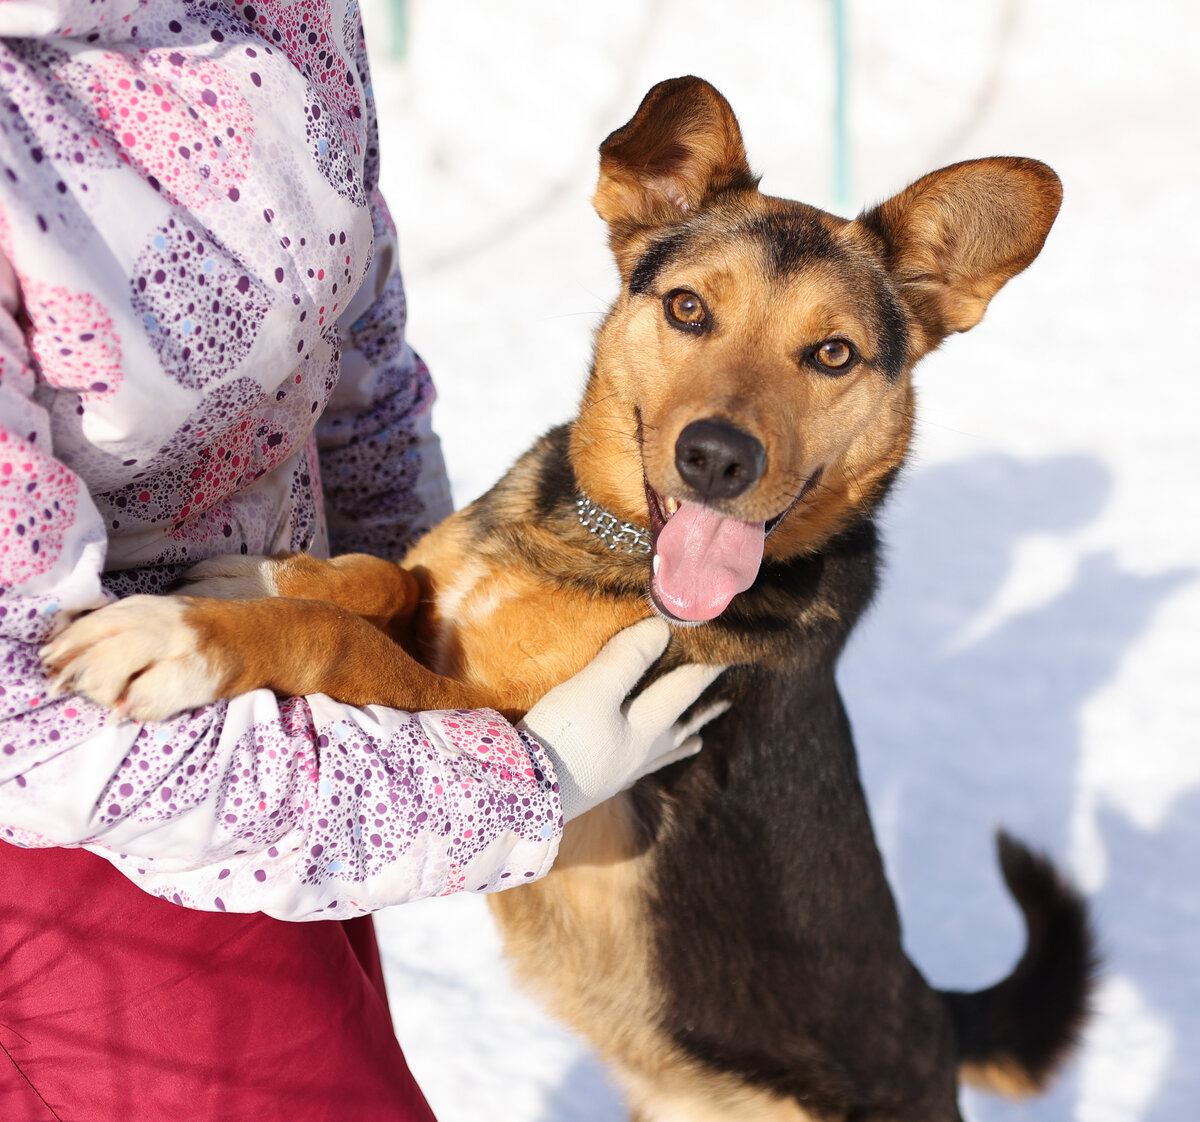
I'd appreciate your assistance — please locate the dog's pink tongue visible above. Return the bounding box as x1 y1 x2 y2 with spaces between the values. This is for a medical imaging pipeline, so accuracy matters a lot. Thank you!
653 502 765 622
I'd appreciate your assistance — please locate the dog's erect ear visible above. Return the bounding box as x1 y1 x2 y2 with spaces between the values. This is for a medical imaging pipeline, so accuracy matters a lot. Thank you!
858 157 1062 344
594 76 756 250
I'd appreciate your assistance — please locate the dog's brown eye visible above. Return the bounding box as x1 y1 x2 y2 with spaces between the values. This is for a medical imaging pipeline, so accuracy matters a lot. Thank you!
814 340 856 371
664 289 708 331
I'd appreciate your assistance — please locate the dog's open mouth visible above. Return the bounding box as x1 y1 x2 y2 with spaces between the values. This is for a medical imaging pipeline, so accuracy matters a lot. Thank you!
644 473 819 623
645 481 766 623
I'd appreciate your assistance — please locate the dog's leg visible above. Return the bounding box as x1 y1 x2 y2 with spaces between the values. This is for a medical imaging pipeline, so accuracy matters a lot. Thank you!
179 552 418 632
41 592 493 722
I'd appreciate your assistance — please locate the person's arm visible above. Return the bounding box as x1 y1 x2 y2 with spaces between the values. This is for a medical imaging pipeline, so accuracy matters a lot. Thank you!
1 252 563 920
0 10 568 919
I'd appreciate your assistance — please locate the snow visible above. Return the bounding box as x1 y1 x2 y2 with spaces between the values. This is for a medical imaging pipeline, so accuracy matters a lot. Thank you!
359 1 1200 1118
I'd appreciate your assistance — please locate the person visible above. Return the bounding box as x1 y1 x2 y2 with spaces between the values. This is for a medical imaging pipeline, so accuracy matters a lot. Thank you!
0 4 723 1118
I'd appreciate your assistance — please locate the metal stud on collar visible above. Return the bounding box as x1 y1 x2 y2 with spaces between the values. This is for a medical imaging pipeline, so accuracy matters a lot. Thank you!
575 493 652 555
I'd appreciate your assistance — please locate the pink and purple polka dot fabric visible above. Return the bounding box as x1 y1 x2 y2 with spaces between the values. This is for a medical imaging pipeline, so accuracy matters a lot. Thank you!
0 0 562 918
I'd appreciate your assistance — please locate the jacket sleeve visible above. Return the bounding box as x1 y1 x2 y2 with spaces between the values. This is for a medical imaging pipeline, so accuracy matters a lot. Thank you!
316 191 454 560
315 20 453 558
0 252 563 921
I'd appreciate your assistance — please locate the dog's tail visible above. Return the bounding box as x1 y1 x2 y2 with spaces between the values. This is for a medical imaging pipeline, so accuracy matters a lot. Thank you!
940 830 1099 1097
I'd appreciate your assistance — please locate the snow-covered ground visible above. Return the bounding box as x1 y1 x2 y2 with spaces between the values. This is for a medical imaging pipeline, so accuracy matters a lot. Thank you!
359 1 1200 1118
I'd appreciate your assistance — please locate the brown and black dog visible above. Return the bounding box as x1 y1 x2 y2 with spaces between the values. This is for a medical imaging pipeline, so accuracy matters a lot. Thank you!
46 77 1095 1121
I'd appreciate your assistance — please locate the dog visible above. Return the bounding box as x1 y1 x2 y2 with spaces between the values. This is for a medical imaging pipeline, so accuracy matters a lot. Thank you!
45 76 1095 1121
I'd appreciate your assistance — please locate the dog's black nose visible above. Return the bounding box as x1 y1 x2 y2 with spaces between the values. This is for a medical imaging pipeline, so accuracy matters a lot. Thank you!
675 419 766 500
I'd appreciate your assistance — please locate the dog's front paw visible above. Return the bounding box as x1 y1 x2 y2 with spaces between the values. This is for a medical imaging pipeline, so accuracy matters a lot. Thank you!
175 554 279 600
40 596 224 722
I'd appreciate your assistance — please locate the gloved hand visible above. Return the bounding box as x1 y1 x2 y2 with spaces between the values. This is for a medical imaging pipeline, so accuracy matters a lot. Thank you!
520 618 728 821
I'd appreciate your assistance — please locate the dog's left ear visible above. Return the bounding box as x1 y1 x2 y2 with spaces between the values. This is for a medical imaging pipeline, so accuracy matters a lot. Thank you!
594 76 757 269
857 157 1062 347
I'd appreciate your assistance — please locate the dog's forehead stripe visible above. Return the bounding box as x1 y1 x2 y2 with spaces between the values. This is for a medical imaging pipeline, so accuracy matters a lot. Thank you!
739 212 840 275
629 230 692 297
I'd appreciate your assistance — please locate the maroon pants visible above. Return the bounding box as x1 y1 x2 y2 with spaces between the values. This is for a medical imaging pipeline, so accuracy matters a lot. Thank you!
0 845 436 1122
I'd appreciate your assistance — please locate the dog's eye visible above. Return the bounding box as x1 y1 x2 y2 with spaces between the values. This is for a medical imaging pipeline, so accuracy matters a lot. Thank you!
664 289 708 331
812 339 857 373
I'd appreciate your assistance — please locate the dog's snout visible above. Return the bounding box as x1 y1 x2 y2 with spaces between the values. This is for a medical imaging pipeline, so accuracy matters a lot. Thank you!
675 419 766 501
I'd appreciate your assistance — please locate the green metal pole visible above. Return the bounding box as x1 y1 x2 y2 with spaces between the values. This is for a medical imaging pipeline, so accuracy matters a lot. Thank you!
831 0 850 211
389 0 408 60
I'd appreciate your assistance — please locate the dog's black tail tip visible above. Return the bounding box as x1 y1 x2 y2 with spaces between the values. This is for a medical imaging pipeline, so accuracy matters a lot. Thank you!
941 829 1100 1097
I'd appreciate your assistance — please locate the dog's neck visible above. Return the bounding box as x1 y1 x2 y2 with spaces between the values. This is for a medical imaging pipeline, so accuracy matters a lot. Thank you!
575 493 652 555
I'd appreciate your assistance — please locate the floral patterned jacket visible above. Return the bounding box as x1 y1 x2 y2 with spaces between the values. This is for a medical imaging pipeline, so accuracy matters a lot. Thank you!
0 0 562 919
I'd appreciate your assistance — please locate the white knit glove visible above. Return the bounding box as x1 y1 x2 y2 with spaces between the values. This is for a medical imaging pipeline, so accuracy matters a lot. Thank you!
520 618 728 821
